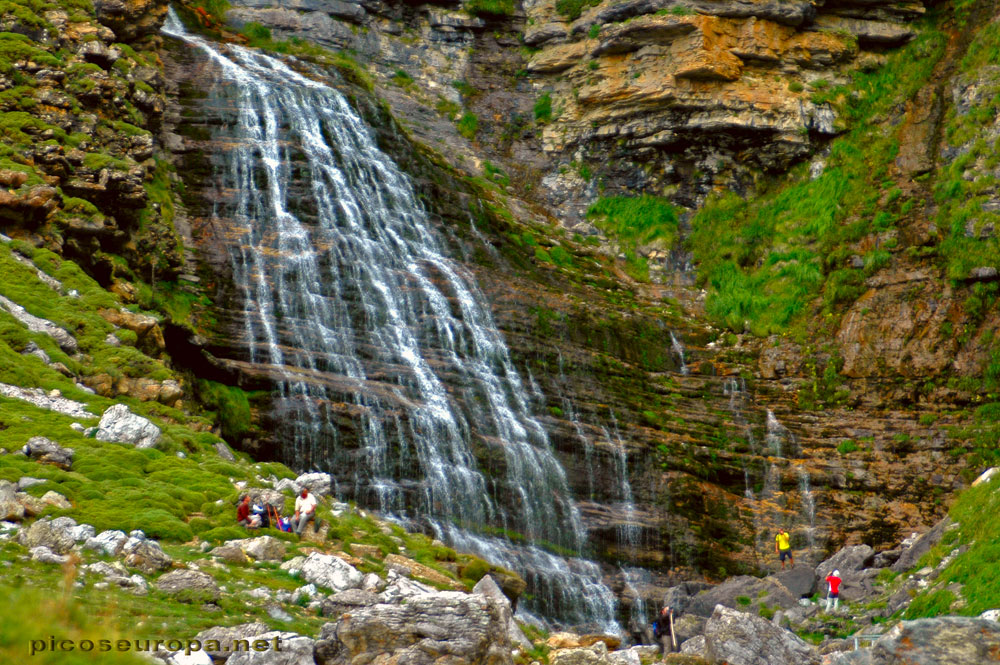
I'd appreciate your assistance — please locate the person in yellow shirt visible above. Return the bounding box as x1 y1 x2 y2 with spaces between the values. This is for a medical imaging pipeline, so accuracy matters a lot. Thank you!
775 528 793 569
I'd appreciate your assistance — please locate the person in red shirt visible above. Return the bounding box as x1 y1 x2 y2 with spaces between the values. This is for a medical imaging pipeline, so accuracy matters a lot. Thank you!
825 569 842 611
236 495 251 527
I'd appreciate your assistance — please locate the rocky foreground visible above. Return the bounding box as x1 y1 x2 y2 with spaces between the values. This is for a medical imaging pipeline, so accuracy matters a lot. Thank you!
3 466 999 665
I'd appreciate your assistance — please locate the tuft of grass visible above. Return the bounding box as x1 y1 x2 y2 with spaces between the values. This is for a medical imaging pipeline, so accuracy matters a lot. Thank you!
533 91 552 123
457 112 479 140
465 0 515 17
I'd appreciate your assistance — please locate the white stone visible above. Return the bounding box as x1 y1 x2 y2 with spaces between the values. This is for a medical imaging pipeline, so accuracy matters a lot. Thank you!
973 467 999 487
299 553 363 592
84 529 128 556
96 404 161 449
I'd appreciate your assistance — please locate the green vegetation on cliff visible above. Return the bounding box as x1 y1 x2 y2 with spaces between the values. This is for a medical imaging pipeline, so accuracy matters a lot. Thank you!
689 28 948 336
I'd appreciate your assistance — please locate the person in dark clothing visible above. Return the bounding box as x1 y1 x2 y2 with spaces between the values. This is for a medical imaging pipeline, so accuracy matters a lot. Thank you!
653 606 677 653
236 495 251 527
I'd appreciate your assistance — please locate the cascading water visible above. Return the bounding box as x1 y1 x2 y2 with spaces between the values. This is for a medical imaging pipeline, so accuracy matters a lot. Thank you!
163 10 617 630
797 465 816 554
669 331 689 375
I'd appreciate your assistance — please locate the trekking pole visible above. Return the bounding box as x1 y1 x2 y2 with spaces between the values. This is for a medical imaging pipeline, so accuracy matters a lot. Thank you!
669 611 677 651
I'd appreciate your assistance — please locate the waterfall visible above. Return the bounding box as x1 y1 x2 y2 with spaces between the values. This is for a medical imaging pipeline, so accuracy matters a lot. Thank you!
669 331 689 375
797 465 816 554
163 10 616 630
605 416 641 556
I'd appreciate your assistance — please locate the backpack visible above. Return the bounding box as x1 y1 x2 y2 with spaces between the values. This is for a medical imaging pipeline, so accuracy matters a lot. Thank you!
652 619 662 639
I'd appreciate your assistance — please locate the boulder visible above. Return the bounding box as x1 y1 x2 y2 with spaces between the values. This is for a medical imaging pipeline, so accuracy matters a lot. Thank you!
384 553 460 588
816 545 875 579
827 616 1000 664
672 613 707 645
122 537 172 573
18 517 76 554
16 477 45 491
688 576 798 617
378 569 437 603
68 523 96 542
680 634 707 657
293 472 333 496
776 565 817 598
314 591 512 665
93 0 168 43
891 518 952 573
299 552 363 592
227 535 287 562
319 588 380 618
155 569 221 603
0 481 24 521
23 436 74 469
96 404 161 449
246 488 285 510
84 529 128 556
703 605 819 665
549 641 613 665
211 545 252 565
31 545 68 564
226 631 313 664
193 623 272 661
40 491 71 509
473 575 533 650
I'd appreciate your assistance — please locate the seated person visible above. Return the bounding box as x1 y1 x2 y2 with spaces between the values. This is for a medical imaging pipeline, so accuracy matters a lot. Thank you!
236 495 252 527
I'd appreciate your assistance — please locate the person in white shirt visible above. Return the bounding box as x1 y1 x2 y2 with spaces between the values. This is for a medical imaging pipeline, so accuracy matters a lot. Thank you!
293 488 318 535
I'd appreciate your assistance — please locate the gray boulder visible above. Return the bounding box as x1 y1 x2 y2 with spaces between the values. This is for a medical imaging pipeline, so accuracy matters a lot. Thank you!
227 632 313 664
776 565 817 598
156 569 221 602
828 616 1000 665
680 634 706 657
84 529 128 556
211 544 252 564
18 517 76 553
31 545 68 564
319 588 380 618
293 472 332 496
688 576 798 617
23 436 74 469
314 591 512 665
193 623 272 661
816 544 876 579
122 537 173 573
300 553 363 592
0 480 24 521
891 518 952 573
473 574 533 650
227 535 287 562
96 404 161 449
703 605 819 665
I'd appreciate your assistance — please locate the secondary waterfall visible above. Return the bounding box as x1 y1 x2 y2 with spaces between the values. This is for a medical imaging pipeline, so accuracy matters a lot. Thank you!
163 10 617 630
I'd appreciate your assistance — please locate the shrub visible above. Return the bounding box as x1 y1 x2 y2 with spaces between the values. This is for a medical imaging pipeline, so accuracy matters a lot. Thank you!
461 558 490 583
457 112 478 140
465 0 515 16
837 439 859 455
533 91 552 123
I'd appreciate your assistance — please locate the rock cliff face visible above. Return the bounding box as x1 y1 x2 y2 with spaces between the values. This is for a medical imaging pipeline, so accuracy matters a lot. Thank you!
147 1 1000 625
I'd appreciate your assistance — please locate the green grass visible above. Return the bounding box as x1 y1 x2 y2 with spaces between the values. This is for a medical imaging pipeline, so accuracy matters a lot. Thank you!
836 439 859 455
902 470 1000 617
587 194 679 248
688 28 947 336
554 0 600 21
533 91 552 123
457 112 479 140
465 0 514 17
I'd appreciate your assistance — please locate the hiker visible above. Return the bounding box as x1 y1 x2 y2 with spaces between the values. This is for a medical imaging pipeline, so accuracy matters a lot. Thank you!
292 488 317 535
236 495 252 527
825 569 842 612
775 528 794 569
653 606 677 653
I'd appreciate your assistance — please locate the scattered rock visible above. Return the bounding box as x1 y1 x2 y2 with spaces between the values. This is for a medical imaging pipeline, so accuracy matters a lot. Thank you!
0 481 25 521
299 552 364 592
18 517 76 554
776 565 817 598
320 588 380 618
23 436 74 469
30 545 68 564
226 535 287 562
816 545 876 578
0 295 77 352
227 632 313 665
314 591 512 665
155 569 221 603
84 529 128 557
211 544 252 565
123 537 173 573
193 623 272 661
96 404 162 449
688 576 797 617
703 605 819 665
474 575 533 650
293 472 333 496
828 616 1000 664
215 441 236 461
891 518 952 573
39 491 71 510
